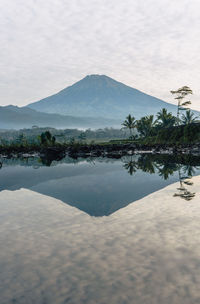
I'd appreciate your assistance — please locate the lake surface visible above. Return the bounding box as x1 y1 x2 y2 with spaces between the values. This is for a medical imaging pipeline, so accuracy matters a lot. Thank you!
0 154 200 303
1 154 200 216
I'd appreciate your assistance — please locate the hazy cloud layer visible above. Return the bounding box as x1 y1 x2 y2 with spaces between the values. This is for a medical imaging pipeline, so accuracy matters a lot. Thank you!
1 0 200 109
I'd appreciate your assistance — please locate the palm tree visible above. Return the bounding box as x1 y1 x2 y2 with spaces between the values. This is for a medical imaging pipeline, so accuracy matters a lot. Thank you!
156 108 176 128
121 114 136 137
181 110 199 125
136 115 155 137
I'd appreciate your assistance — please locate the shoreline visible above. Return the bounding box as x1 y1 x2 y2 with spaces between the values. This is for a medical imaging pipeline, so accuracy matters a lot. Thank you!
1 142 200 159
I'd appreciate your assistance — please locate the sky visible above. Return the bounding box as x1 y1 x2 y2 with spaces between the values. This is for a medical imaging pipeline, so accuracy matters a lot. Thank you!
1 0 200 109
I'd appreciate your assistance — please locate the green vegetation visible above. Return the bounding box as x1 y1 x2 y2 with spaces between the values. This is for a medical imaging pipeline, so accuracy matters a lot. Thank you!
0 85 199 152
38 131 56 146
181 110 199 125
142 123 200 145
120 85 200 145
156 108 177 128
136 115 155 137
121 114 137 136
123 153 198 201
170 86 193 124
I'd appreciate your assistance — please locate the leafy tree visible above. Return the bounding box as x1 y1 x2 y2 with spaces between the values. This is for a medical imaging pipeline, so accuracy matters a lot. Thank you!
181 110 199 125
156 108 176 128
171 86 193 124
38 131 56 146
121 114 136 137
45 131 52 142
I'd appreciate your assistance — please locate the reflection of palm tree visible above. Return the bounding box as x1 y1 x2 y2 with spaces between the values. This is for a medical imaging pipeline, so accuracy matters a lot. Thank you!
0 162 2 169
122 154 198 203
156 163 178 180
182 164 198 178
137 155 156 174
123 156 138 175
123 161 138 175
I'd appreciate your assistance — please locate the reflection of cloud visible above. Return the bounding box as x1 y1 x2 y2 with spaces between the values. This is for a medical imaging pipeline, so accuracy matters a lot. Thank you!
1 177 200 303
1 0 200 109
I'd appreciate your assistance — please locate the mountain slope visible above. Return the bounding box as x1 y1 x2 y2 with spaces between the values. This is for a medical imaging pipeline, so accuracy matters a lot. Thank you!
28 74 180 119
0 105 119 129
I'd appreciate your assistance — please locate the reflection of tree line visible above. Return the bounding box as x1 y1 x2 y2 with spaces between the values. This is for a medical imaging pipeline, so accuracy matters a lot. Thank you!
0 154 198 201
123 154 199 201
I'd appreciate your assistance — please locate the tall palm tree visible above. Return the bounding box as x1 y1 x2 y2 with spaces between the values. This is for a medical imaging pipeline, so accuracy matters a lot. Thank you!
136 115 155 137
121 114 136 137
156 108 176 128
181 110 199 125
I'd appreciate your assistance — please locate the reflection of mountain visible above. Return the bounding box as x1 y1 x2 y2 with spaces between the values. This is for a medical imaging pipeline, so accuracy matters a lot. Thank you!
1 177 200 304
1 155 200 216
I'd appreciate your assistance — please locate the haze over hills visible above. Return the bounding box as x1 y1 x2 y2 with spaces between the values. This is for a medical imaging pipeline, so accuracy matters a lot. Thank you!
0 105 119 130
28 74 181 119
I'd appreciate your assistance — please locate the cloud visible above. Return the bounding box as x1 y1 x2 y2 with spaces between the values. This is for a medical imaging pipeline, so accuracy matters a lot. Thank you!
0 0 200 109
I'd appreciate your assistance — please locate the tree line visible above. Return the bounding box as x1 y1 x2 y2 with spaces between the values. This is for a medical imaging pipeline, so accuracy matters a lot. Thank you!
122 86 199 139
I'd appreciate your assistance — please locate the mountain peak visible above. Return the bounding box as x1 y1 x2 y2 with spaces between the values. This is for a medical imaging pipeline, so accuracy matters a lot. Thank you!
72 74 121 90
27 75 178 119
85 74 106 78
80 74 114 83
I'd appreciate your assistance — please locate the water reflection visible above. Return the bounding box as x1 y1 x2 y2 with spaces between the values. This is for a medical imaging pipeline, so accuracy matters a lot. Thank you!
173 166 196 201
123 154 199 201
1 177 200 304
0 154 200 215
123 156 138 175
123 154 200 180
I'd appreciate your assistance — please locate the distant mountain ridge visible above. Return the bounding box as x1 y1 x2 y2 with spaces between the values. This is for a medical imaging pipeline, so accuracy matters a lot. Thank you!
2 75 199 130
0 105 119 130
27 74 181 119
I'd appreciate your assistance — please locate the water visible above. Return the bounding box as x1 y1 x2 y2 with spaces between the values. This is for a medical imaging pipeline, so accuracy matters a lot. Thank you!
1 154 200 216
0 154 200 303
